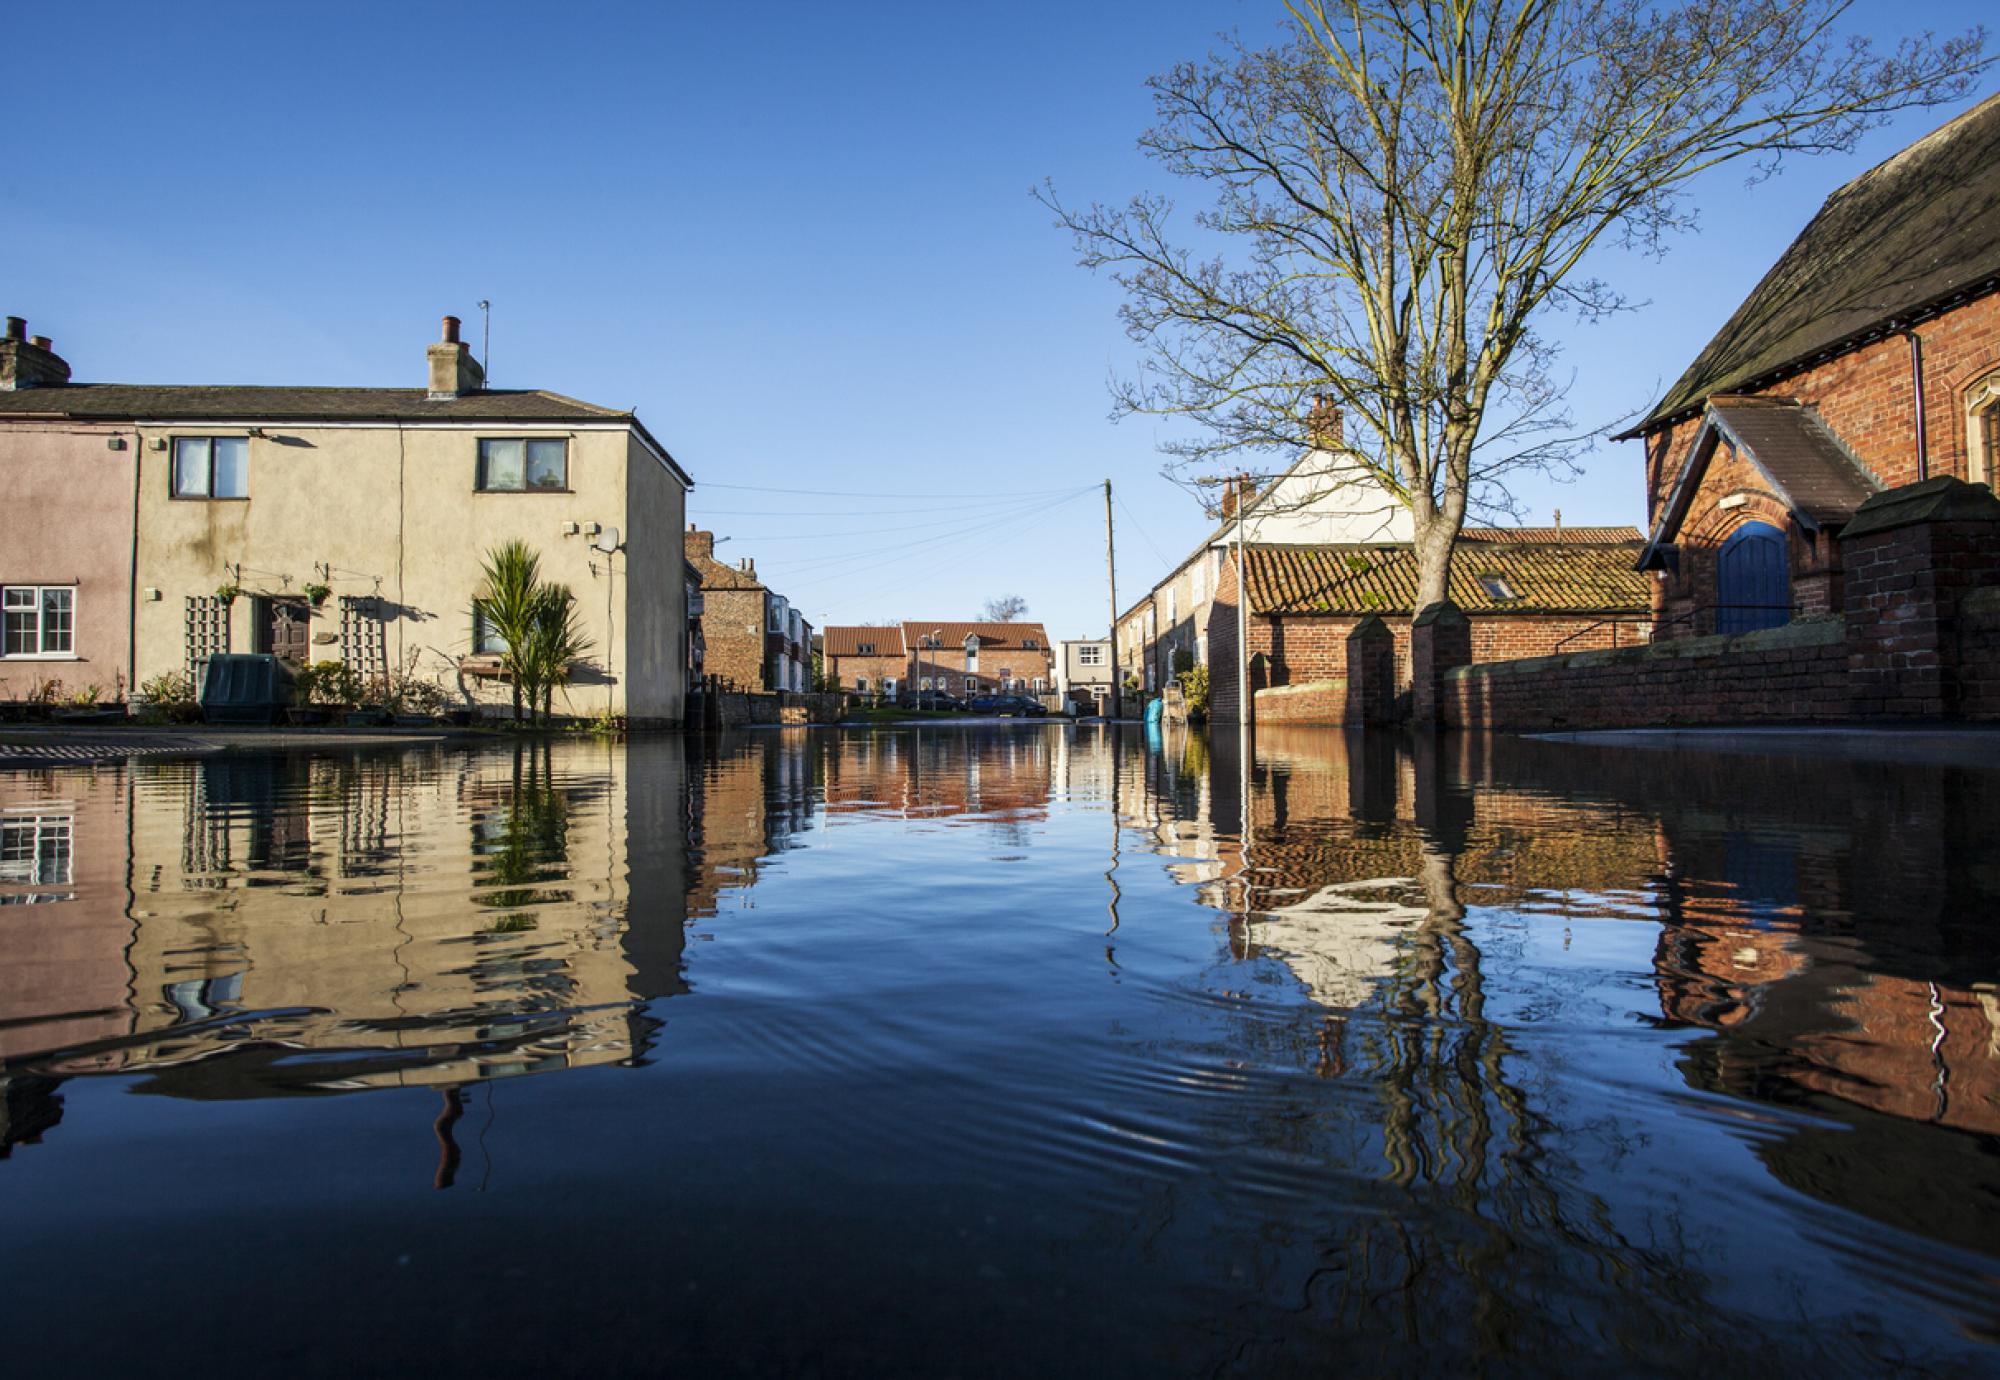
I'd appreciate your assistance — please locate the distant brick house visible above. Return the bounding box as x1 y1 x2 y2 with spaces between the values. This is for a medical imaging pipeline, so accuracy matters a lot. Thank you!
1626 90 2000 637
822 625 909 698
1209 528 1651 723
822 621 1055 699
685 528 810 693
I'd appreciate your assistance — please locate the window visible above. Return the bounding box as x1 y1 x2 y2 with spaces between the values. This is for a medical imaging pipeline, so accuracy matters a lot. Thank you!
1167 587 1178 624
0 814 72 885
964 635 979 671
856 676 870 691
476 437 568 491
768 601 785 632
472 602 507 654
856 642 875 656
2 586 73 657
171 436 248 498
920 677 933 691
1033 677 1046 691
1476 574 1518 601
1022 638 1039 650
1077 645 1104 666
1969 369 2000 487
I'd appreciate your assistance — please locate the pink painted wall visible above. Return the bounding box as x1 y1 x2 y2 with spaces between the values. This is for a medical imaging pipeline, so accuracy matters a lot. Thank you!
0 421 136 700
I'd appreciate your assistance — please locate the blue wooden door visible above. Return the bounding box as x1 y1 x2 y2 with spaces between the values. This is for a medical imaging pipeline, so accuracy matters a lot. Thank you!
1716 522 1789 634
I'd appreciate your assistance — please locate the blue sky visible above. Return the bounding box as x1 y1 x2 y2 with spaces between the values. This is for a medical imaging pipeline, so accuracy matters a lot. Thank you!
8 1 1992 639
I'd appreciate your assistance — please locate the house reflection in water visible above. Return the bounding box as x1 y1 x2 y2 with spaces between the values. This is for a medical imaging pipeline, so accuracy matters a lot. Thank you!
0 741 707 1163
1133 725 2000 1260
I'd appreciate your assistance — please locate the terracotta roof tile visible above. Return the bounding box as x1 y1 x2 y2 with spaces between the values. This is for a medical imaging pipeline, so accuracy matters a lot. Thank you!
900 621 1052 653
823 626 906 657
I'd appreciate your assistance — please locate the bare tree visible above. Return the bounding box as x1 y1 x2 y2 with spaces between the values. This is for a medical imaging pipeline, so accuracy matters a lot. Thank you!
983 595 1029 622
1044 1 1986 607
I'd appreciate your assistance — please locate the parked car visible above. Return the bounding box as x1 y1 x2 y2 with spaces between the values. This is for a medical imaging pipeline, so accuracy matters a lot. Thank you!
968 694 1046 717
900 690 966 712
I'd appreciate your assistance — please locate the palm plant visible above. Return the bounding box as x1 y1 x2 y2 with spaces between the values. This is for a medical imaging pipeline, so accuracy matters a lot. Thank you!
477 541 542 722
523 583 591 724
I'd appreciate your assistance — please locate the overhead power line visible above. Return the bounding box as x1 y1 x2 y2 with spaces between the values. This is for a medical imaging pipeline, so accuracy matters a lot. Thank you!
698 480 1095 499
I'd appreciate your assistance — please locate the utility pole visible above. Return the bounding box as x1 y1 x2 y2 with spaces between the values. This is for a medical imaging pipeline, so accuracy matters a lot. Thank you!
1104 478 1120 720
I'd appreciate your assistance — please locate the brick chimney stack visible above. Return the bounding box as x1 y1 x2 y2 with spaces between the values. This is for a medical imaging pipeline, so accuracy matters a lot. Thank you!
687 525 716 559
0 316 72 390
427 313 486 400
1308 393 1344 448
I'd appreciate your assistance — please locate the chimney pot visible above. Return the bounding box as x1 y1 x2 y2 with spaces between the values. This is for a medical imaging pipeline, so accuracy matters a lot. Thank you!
442 315 461 343
29 336 49 350
4 317 23 341
0 318 71 390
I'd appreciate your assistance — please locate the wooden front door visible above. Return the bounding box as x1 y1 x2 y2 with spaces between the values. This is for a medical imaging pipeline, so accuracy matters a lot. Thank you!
256 597 311 663
1715 522 1790 635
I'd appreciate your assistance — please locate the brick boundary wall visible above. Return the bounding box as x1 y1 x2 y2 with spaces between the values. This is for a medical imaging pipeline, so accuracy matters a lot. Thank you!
1957 586 2000 720
1441 619 1849 730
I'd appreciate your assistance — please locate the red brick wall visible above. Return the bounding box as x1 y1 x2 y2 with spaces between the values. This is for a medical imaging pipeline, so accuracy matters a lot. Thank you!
826 651 908 693
1442 621 1852 730
700 587 772 691
1648 291 2000 514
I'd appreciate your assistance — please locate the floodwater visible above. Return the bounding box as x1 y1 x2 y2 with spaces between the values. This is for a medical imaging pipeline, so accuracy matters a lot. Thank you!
2 726 1996 1376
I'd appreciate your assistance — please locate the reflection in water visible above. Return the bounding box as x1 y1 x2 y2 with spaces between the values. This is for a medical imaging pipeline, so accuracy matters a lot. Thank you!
0 725 1996 1372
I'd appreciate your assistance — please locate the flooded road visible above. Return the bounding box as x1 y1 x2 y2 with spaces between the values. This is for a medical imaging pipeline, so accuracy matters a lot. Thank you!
2 726 1996 1375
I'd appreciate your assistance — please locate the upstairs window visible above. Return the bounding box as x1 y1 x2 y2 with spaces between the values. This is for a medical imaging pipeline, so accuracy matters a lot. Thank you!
2 586 73 657
477 437 568 492
1077 645 1104 666
856 642 875 656
172 436 248 499
1022 637 1039 650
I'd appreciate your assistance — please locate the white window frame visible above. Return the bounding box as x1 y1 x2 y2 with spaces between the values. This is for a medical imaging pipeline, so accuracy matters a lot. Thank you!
2 585 76 659
0 813 73 885
1077 644 1104 667
856 676 870 692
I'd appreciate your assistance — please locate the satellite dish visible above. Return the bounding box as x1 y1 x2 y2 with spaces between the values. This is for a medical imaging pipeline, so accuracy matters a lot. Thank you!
593 526 622 553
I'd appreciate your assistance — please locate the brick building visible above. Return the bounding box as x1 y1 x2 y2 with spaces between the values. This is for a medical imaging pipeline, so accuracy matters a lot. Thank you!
904 621 1052 697
1208 528 1650 724
1626 90 2000 636
685 528 810 693
822 625 909 698
822 621 1055 700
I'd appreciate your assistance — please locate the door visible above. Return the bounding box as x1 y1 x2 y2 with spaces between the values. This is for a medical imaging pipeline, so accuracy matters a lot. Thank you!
256 597 311 663
1715 522 1790 634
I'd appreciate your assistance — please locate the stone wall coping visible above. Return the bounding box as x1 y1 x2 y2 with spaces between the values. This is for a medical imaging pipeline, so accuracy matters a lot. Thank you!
1254 677 1347 700
1839 476 2000 539
1411 600 1468 628
1442 616 1843 680
1346 612 1393 641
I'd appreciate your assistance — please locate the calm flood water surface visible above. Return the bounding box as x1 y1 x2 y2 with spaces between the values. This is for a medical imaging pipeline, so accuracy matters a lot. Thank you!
2 727 1996 1375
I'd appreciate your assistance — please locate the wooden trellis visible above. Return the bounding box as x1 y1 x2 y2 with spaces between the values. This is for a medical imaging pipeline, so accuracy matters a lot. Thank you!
338 596 388 683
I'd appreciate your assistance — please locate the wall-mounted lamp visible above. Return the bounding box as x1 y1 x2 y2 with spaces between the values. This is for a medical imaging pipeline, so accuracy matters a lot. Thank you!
582 521 602 536
106 436 127 451
149 437 167 451
561 520 580 536
143 588 162 601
